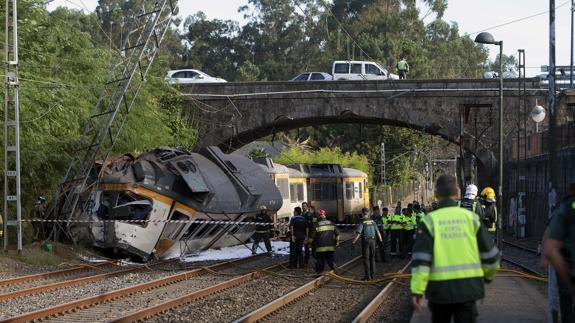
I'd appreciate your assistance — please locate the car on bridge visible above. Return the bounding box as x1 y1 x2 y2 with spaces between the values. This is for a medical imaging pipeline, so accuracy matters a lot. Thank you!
332 60 398 80
290 72 332 81
165 69 227 84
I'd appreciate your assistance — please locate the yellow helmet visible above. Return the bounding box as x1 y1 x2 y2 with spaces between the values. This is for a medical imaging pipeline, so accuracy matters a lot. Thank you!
480 187 496 202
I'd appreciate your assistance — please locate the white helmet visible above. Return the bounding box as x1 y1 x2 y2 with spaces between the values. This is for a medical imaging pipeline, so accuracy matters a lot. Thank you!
464 184 478 200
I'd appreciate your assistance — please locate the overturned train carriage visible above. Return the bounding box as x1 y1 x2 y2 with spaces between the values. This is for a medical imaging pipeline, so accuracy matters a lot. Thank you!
77 147 282 261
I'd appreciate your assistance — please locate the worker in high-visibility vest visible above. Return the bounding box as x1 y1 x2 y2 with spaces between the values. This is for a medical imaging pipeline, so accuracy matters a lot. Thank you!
411 175 500 322
459 184 485 220
396 57 409 80
402 206 417 257
389 205 404 256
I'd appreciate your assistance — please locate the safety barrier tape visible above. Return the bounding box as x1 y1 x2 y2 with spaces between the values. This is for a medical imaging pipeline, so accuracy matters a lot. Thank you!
19 218 367 227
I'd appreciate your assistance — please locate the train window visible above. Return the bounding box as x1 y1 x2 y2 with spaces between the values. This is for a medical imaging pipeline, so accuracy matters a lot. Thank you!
276 178 289 199
313 183 322 201
290 184 297 203
345 182 353 200
322 183 334 200
162 211 189 240
359 182 363 198
296 183 304 201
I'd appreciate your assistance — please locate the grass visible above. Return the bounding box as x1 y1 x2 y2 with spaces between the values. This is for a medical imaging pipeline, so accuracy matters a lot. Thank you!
5 242 83 267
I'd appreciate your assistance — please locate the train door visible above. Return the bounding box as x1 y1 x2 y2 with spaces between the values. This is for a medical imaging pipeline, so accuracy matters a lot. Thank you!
154 204 194 257
336 178 344 222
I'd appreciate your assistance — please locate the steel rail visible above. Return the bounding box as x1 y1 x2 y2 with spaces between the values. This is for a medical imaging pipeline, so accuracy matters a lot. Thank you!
0 259 177 302
233 255 363 323
0 262 111 287
501 256 546 277
502 239 539 254
0 254 265 323
351 261 412 323
110 261 290 323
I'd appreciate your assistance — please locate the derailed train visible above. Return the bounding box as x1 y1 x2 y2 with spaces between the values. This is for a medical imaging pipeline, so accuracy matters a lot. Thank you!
70 147 369 261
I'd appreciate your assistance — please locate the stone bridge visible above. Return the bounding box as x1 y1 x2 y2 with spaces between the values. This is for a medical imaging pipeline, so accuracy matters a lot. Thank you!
180 79 573 183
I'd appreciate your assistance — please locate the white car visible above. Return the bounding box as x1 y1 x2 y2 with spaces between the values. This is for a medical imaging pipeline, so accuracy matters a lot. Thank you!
290 72 332 81
165 69 227 84
332 60 397 80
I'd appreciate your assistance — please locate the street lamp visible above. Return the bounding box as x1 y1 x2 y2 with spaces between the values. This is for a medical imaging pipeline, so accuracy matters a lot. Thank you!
475 32 504 249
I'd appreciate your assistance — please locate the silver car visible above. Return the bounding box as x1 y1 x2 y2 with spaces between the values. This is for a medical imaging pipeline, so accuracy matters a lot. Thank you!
165 69 227 84
290 72 332 81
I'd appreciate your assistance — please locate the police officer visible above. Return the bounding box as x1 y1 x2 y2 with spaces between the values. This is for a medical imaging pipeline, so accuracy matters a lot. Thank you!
411 175 500 323
251 205 273 255
372 206 386 262
289 207 308 269
459 184 485 219
479 187 498 235
314 209 339 274
396 57 409 80
413 202 425 222
390 205 404 256
353 208 383 281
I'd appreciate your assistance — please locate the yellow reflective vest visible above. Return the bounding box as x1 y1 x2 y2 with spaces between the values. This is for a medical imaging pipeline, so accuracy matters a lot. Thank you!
390 213 404 230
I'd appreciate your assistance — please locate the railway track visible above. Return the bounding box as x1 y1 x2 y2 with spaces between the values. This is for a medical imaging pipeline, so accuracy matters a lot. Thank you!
501 239 545 277
0 254 269 322
0 259 178 302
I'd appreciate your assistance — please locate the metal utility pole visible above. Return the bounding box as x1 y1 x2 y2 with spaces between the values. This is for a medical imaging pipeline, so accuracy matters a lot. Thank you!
3 0 22 253
549 0 558 206
380 142 386 204
571 0 574 88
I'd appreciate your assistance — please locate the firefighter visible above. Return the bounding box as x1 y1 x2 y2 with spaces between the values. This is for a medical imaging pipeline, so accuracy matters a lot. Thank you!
289 207 308 269
390 205 404 256
353 208 383 280
411 174 500 323
459 184 485 219
314 209 339 274
251 205 273 255
479 187 498 235
372 206 387 262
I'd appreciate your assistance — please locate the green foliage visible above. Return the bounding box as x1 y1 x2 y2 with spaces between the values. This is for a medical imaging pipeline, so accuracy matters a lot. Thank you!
274 146 371 178
0 1 195 227
249 148 270 158
238 61 261 81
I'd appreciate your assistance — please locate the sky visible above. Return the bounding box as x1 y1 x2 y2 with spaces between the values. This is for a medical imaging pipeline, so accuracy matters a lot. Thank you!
48 0 574 77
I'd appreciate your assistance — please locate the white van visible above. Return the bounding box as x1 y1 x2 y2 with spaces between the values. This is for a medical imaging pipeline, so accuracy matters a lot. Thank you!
332 60 397 80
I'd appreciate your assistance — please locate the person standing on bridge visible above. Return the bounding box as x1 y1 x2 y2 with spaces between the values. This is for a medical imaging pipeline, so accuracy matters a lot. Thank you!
411 174 500 323
396 57 409 80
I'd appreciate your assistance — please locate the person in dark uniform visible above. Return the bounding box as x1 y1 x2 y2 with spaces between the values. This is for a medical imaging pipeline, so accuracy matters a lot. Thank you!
544 183 575 323
289 207 308 268
371 206 387 262
353 208 383 281
459 184 485 219
314 209 339 274
251 205 273 255
302 202 313 264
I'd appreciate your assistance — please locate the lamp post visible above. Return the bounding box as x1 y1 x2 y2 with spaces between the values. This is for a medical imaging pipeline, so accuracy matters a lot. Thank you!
475 32 504 249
